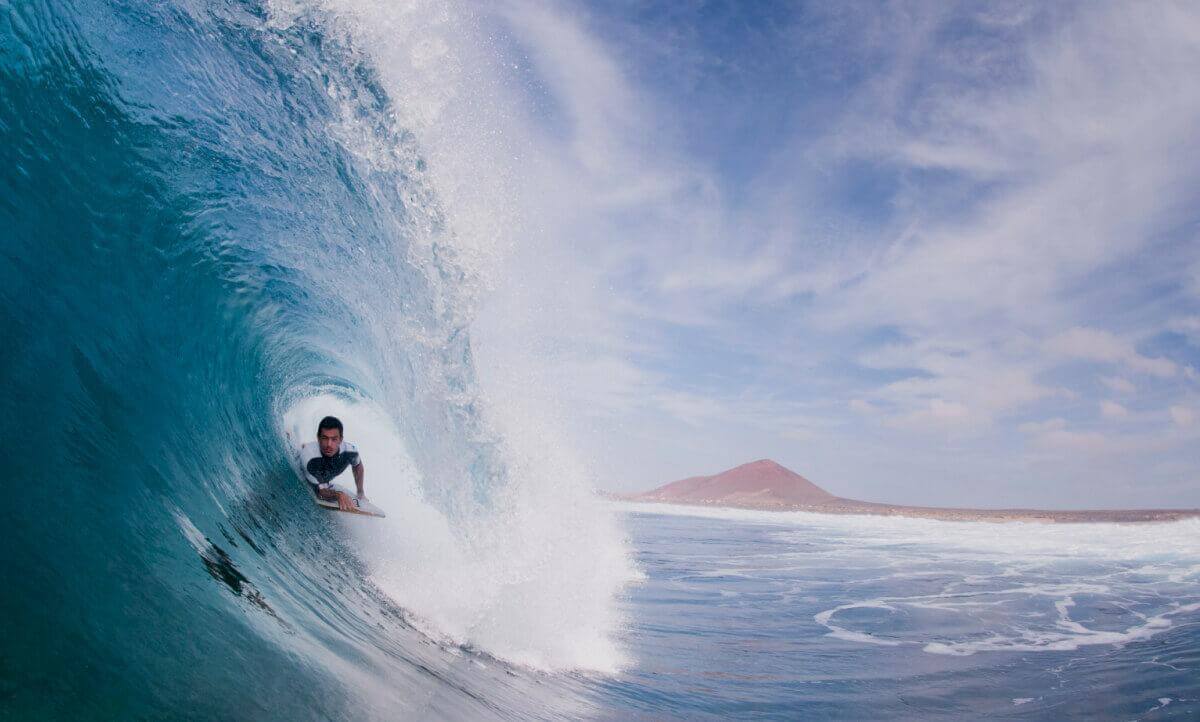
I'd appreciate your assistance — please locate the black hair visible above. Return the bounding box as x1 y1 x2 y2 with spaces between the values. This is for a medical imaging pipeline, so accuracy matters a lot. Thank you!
317 416 344 436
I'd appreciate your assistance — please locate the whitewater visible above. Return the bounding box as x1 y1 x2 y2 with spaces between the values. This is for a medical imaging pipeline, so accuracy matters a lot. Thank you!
608 504 1200 718
3 0 1199 719
2 0 634 717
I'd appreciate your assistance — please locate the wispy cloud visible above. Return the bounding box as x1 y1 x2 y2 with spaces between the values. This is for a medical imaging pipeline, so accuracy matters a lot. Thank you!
1100 400 1129 420
1046 328 1178 378
460 0 1200 506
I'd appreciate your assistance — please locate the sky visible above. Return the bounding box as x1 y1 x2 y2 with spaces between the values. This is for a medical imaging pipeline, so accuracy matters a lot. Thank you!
449 0 1200 509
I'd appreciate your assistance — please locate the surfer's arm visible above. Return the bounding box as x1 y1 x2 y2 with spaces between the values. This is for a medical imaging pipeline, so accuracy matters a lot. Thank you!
315 484 354 511
352 460 364 498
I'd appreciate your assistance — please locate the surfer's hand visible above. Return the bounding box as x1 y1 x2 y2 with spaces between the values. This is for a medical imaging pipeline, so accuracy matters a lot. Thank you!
336 491 354 512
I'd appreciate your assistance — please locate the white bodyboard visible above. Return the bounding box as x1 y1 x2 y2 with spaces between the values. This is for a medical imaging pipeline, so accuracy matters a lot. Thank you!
305 481 387 518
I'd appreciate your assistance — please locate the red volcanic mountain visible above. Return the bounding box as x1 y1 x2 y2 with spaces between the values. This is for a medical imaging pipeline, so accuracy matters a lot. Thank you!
635 459 837 507
629 459 1200 523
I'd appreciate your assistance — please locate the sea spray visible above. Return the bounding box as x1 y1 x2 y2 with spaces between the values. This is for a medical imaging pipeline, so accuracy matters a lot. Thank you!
283 394 638 672
2 0 633 717
264 0 639 671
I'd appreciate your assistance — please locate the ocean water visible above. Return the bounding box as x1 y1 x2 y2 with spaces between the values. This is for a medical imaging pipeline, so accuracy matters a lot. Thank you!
598 504 1200 720
2 0 631 718
3 1 1199 720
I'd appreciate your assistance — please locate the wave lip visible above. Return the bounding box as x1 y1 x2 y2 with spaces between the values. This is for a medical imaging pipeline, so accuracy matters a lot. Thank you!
3 0 635 717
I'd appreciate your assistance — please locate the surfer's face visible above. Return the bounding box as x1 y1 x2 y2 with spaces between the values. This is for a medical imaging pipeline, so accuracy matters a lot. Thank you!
318 428 342 457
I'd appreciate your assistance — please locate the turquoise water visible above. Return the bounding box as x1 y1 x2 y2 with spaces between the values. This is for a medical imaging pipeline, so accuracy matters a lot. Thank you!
1 0 617 717
3 1 1198 719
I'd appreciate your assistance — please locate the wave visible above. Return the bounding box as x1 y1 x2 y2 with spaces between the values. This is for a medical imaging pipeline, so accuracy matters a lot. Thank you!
1 0 635 718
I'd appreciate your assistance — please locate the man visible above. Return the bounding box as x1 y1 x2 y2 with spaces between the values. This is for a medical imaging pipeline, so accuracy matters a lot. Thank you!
298 416 366 512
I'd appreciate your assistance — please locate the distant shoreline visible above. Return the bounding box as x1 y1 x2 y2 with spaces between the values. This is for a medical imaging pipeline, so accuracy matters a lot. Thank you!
621 459 1200 524
613 494 1200 524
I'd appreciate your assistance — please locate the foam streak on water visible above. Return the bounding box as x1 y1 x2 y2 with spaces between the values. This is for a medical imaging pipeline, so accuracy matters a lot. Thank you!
598 502 1200 719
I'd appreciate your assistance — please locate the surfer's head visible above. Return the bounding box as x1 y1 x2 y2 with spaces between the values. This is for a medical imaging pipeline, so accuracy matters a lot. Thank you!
317 416 343 457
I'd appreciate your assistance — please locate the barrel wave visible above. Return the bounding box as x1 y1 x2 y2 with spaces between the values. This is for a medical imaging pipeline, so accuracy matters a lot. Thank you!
0 1 635 719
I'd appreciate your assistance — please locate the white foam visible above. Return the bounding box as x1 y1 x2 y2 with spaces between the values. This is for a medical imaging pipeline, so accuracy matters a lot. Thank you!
616 501 1200 565
259 0 642 674
813 601 904 647
619 502 1200 658
282 395 638 673
813 580 1200 656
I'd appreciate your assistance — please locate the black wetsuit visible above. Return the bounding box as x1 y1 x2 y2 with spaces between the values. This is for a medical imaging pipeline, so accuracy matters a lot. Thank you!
298 441 362 494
